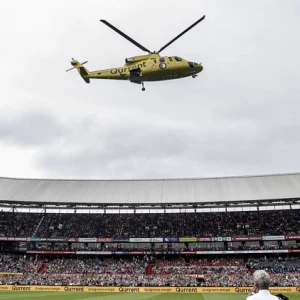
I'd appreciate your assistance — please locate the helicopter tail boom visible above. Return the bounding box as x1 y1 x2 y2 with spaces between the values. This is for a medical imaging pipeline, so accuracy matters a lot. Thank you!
66 59 90 83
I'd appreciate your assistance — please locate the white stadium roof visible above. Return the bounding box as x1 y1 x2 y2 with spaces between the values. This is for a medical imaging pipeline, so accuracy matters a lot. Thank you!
0 173 300 208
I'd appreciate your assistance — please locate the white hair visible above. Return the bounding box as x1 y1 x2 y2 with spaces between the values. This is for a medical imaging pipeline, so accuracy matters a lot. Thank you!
253 270 270 289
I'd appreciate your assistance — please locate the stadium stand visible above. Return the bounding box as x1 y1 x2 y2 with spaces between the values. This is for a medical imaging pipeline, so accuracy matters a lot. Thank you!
0 255 299 286
0 173 300 287
1 210 299 238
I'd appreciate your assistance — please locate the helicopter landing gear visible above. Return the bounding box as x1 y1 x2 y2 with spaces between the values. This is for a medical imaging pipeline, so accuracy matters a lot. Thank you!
192 74 198 78
141 82 146 91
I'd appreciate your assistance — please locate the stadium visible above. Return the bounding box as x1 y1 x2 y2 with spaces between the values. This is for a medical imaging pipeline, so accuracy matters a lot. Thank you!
0 173 299 300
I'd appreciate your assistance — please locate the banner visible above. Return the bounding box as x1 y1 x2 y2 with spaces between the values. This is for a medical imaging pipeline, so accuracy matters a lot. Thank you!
197 237 212 242
186 274 205 278
0 237 27 241
1 235 299 243
164 237 179 242
143 287 174 293
129 251 144 254
24 249 292 255
0 285 298 293
47 238 65 242
196 251 233 254
97 238 113 242
231 236 262 241
263 236 285 240
78 238 97 243
285 235 300 240
76 251 112 255
10 237 28 241
212 237 232 242
196 250 288 254
27 251 76 254
129 238 163 243
32 286 64 292
235 287 299 294
84 287 119 292
200 288 232 293
179 237 197 242
113 237 130 242
64 238 78 242
0 272 23 275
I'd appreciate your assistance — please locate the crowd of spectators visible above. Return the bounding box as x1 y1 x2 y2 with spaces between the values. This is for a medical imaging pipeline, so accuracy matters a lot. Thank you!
0 255 299 286
36 214 100 238
97 210 300 237
152 258 247 275
247 255 300 273
0 273 200 286
0 271 299 287
200 272 299 287
42 257 145 274
1 208 299 287
0 209 300 238
0 254 41 273
0 212 43 237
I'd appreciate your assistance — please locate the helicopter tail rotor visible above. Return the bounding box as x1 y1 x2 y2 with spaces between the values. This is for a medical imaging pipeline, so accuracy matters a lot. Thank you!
66 59 90 83
66 59 88 72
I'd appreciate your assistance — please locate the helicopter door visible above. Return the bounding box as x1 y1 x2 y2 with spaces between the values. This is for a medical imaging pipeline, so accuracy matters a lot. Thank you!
129 67 142 80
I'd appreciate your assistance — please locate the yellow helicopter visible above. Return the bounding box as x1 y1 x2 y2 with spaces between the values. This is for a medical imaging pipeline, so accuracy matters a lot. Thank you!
67 16 205 91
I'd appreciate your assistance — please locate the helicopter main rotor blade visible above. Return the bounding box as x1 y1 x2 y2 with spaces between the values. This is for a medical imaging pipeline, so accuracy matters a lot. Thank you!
158 15 205 53
100 19 152 53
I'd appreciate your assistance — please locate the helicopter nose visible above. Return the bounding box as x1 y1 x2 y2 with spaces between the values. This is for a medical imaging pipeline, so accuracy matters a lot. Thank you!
189 62 203 72
194 62 203 72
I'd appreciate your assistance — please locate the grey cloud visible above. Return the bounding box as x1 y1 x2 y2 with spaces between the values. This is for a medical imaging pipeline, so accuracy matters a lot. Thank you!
33 104 300 179
0 110 68 147
34 119 190 178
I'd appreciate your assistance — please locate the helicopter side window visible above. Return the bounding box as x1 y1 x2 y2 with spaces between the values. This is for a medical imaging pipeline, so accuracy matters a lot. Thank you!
168 57 173 62
175 57 182 62
159 57 165 63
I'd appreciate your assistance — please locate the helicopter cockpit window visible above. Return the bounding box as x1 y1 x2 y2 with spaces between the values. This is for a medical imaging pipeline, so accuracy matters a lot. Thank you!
168 57 173 62
159 57 165 63
175 57 183 62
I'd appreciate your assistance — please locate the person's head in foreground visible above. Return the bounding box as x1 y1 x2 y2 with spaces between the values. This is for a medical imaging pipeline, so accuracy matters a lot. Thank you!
247 270 289 300
254 269 271 291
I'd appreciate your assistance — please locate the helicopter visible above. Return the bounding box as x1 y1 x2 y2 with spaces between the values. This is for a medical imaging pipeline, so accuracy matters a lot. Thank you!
67 15 205 91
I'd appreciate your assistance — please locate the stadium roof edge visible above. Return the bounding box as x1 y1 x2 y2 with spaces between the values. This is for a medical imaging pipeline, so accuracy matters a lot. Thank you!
0 172 300 208
1 171 300 182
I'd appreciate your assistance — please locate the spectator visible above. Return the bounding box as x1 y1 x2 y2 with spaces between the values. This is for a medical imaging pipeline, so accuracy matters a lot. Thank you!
247 270 279 300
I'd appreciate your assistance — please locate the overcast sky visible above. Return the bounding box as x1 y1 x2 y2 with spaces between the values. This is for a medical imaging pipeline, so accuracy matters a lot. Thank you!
0 0 300 180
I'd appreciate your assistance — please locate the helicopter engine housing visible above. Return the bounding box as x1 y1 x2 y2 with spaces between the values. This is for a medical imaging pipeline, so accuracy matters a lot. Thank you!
125 53 159 64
